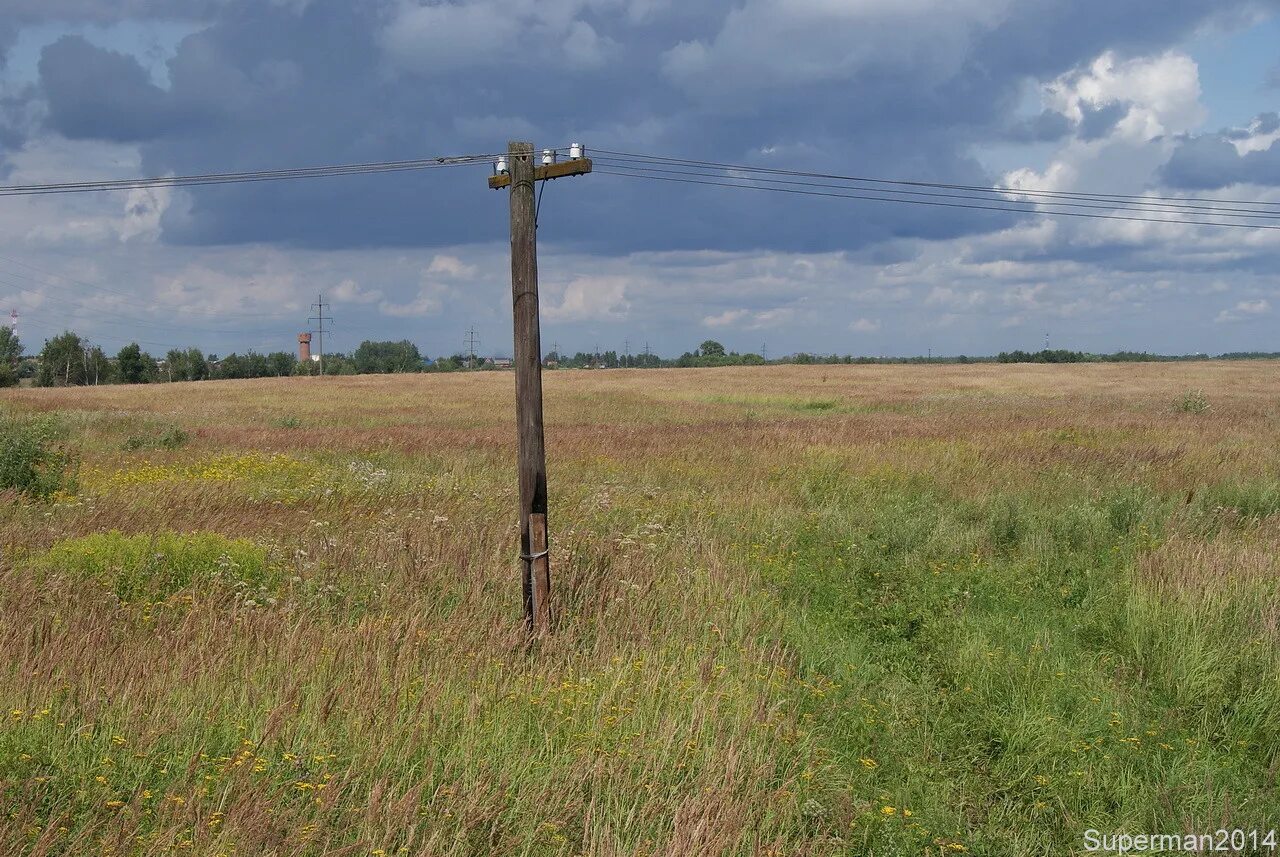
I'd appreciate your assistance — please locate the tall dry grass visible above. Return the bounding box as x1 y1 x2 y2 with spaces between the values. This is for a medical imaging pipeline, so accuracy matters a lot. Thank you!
2 362 1279 854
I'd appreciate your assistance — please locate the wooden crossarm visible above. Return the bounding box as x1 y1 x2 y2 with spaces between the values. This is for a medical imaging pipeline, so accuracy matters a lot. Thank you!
489 158 592 189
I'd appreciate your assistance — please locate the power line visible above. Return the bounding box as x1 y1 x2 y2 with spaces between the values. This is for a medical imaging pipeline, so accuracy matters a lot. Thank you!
591 158 1280 221
594 168 1280 232
593 149 1280 211
0 153 504 198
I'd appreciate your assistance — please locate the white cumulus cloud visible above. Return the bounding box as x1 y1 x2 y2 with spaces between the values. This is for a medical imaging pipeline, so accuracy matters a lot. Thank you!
1216 298 1271 323
850 317 881 333
544 275 630 321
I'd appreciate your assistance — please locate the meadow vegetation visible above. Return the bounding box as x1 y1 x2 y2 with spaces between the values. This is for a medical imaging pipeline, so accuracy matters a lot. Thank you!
1 363 1278 855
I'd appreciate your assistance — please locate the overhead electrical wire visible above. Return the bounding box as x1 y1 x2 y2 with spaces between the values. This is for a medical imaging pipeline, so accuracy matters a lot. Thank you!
0 150 504 342
595 167 1280 231
0 152 502 198
0 148 515 351
591 152 1280 231
591 158 1280 221
592 149 1280 212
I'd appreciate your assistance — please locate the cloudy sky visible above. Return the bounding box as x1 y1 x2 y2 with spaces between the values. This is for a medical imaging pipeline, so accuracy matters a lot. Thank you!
1 0 1279 359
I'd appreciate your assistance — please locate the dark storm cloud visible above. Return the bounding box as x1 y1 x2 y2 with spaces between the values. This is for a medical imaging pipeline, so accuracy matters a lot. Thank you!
1162 131 1280 188
39 35 186 141
1078 102 1130 141
17 0 1280 253
5 1 224 21
1004 109 1073 143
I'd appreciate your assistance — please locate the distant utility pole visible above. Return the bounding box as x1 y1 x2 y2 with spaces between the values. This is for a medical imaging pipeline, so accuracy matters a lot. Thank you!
309 294 329 376
761 342 767 362
551 341 560 361
643 342 651 363
465 327 480 369
1044 331 1050 351
488 140 592 633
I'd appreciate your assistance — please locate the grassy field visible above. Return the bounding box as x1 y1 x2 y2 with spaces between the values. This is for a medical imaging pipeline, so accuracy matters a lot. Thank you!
1 363 1278 856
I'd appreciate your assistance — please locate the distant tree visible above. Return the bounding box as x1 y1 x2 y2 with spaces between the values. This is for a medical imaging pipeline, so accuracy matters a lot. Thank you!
116 343 155 384
37 331 86 387
186 348 209 380
218 353 246 379
245 351 270 378
164 348 185 382
0 327 21 387
323 353 357 375
354 339 422 374
85 346 111 385
267 351 296 377
0 326 22 367
699 340 726 358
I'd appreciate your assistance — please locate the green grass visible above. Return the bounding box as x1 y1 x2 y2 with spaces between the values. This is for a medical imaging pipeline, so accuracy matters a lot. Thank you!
30 530 282 602
755 466 1280 854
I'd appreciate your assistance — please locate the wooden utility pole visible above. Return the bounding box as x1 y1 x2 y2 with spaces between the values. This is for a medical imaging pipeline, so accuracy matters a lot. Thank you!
490 141 592 632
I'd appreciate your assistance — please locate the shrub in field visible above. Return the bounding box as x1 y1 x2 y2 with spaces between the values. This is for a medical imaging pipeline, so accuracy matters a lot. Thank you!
0 414 75 499
122 424 189 451
33 530 281 601
273 415 302 429
1174 388 1210 414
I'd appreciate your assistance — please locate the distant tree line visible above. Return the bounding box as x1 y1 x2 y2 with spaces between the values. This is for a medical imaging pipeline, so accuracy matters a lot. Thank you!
18 332 435 387
5 331 1278 388
996 349 1215 364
